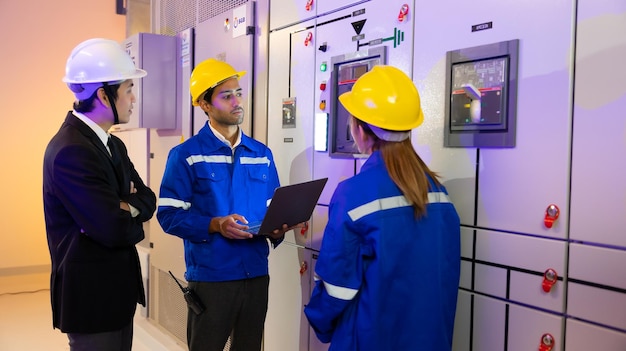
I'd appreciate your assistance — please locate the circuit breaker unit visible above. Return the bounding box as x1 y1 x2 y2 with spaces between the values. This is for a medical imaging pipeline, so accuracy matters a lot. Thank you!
444 39 519 148
329 47 387 158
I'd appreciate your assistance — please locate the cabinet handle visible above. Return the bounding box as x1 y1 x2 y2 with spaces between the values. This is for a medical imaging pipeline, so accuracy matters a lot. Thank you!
538 333 554 351
542 268 558 293
544 204 560 228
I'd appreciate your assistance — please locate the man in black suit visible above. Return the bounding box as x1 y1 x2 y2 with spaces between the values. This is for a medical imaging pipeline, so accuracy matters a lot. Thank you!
43 38 157 351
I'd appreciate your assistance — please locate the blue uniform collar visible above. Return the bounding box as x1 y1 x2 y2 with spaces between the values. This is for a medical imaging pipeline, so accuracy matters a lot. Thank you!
359 151 383 173
208 122 242 149
197 123 262 154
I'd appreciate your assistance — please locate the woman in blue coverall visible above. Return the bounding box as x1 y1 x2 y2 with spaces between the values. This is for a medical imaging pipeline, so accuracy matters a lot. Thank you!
304 65 461 350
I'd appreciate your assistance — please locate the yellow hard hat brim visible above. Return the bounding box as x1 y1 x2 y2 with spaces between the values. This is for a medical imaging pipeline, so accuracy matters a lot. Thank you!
191 71 246 106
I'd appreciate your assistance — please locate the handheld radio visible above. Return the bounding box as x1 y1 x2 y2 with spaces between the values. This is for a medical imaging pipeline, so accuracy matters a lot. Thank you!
168 270 205 315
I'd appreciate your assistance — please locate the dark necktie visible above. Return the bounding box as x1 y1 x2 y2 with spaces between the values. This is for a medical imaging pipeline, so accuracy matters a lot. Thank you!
107 137 120 165
107 136 129 194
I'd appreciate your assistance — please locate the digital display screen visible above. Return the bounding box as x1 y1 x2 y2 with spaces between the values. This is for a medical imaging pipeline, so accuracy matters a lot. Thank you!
451 56 507 91
450 56 508 128
337 62 370 84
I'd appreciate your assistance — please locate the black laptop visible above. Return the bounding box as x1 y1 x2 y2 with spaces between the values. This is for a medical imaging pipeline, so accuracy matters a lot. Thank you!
245 178 328 235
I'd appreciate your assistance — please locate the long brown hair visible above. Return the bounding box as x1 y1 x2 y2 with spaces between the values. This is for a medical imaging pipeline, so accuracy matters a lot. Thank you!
353 118 441 218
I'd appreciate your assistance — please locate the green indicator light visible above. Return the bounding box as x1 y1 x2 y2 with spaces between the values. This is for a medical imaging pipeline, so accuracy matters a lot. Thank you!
320 62 327 72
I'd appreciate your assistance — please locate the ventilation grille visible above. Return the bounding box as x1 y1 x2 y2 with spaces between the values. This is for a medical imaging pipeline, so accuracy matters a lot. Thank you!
158 0 196 35
149 266 187 343
198 0 248 23
157 0 248 35
150 265 232 350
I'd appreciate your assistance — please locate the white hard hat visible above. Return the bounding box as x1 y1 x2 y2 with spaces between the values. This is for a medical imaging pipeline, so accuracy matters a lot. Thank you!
63 38 147 100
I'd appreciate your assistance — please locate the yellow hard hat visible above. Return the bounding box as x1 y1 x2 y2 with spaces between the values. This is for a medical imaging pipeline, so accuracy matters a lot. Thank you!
190 58 246 106
338 65 423 131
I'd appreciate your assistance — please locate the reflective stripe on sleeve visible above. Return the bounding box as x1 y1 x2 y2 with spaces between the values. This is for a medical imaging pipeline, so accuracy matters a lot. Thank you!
348 192 451 221
323 280 359 301
158 198 191 210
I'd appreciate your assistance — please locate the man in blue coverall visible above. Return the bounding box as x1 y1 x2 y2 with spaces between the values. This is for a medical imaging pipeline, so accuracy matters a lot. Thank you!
157 58 301 351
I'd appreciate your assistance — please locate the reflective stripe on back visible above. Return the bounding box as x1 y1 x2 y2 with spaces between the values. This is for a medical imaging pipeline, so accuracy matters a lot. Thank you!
347 192 451 221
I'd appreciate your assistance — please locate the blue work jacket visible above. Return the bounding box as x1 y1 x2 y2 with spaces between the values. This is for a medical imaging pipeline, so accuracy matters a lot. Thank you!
157 124 281 282
304 151 461 351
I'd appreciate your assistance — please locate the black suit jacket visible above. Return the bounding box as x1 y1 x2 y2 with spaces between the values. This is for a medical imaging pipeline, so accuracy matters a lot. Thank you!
43 111 157 333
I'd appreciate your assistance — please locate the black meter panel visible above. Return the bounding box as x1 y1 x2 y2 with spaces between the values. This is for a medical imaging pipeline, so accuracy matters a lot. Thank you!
329 47 387 158
444 39 519 148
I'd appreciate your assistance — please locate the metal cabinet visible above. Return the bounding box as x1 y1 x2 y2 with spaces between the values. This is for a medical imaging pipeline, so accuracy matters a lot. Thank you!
566 0 626 347
569 0 626 248
456 294 563 351
266 18 318 350
267 19 317 186
412 0 574 238
117 33 177 130
566 319 626 351
266 1 418 349
270 0 317 30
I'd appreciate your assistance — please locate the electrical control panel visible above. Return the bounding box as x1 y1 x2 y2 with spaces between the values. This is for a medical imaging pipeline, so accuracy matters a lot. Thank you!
117 32 177 130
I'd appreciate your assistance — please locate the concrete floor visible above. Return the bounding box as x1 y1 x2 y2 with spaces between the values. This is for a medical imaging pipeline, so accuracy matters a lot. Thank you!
0 272 186 351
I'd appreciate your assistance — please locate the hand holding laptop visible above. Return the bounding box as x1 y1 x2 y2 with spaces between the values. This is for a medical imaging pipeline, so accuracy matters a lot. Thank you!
240 178 328 237
265 221 307 241
210 214 255 239
210 178 328 240
211 214 307 240
238 217 308 240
